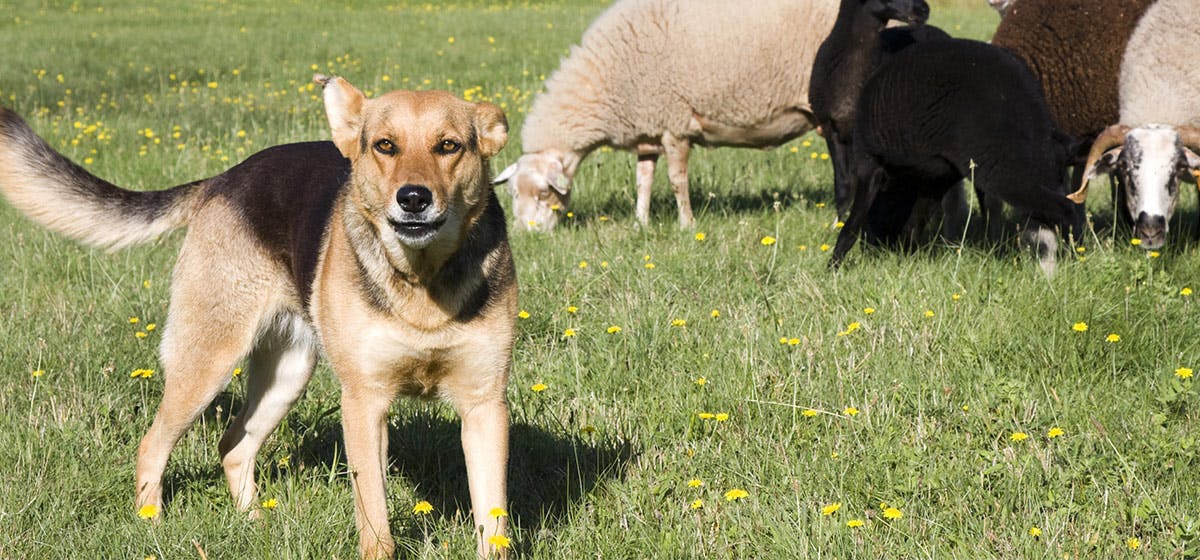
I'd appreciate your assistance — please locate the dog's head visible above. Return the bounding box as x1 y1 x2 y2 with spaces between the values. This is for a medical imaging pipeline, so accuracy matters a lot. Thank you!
316 75 508 253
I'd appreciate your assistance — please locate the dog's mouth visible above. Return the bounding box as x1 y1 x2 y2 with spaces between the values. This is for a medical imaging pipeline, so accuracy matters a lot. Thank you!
388 218 446 243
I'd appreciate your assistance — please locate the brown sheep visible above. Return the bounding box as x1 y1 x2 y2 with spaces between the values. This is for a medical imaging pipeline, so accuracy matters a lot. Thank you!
990 0 1155 142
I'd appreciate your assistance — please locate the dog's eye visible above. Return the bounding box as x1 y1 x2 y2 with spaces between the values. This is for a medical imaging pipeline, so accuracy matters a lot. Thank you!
436 140 461 155
373 139 396 155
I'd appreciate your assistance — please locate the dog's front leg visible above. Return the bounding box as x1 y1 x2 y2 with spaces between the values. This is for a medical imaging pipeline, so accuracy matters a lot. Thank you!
458 397 511 559
342 387 396 560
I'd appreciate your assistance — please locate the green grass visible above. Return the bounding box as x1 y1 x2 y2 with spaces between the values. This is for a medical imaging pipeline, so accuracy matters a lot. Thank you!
2 1 1199 558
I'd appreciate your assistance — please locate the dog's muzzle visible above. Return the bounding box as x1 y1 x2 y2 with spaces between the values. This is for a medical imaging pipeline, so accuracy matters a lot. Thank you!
389 185 445 245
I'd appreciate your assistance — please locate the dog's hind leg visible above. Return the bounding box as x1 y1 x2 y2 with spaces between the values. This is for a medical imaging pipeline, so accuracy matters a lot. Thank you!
218 313 317 514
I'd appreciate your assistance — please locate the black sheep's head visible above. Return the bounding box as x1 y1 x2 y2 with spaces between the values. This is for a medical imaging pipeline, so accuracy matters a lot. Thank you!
866 0 930 25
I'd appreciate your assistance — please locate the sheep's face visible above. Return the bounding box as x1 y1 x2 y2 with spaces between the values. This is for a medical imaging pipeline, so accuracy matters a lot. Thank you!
866 0 930 25
1093 126 1200 249
493 152 571 232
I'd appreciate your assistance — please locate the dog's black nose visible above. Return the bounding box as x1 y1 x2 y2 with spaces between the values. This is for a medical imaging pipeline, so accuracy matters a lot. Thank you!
397 185 432 213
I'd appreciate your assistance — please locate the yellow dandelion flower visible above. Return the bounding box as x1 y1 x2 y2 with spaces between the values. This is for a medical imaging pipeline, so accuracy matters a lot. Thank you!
760 236 777 246
687 479 703 488
129 317 140 324
31 369 45 378
671 318 686 327
788 338 800 346
644 262 656 269
232 367 242 377
489 507 508 519
1010 431 1029 442
145 323 156 331
1130 238 1142 246
1047 427 1064 438
819 244 831 252
697 412 715 420
566 305 578 314
1106 333 1121 343
447 36 455 43
695 232 706 241
137 504 159 519
607 325 622 334
142 280 151 288
1127 537 1140 550
843 406 859 417
710 309 720 318
694 377 707 386
517 310 530 319
412 500 433 515
488 535 511 549
135 331 148 339
1182 287 1193 296
1150 251 1161 258
724 488 749 502
260 498 278 510
1175 367 1194 379
531 383 548 393
277 455 290 468
578 261 588 269
802 408 818 417
863 307 876 315
130 368 155 379
923 310 935 318
847 519 865 528
715 413 729 422
882 507 903 520
1029 526 1042 537
562 328 576 338
821 502 842 516
691 499 704 509
779 337 789 345
1072 322 1088 332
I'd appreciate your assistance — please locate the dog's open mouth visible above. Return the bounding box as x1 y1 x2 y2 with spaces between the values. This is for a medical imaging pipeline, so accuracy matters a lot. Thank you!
389 218 445 241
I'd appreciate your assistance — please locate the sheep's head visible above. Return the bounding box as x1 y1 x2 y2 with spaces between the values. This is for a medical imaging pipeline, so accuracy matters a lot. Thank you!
1068 124 1200 249
866 0 930 25
493 151 572 232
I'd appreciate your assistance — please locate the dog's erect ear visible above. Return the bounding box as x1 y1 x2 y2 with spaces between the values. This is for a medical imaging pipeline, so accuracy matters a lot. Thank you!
314 74 366 158
474 102 508 159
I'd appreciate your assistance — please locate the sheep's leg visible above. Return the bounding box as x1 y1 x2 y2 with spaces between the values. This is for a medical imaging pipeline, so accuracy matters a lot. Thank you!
829 160 887 269
662 131 694 229
829 131 854 219
635 150 659 227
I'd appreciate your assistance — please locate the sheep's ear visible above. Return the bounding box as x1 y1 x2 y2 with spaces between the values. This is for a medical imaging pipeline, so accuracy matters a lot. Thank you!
315 74 366 158
547 165 571 196
474 102 508 159
492 162 518 186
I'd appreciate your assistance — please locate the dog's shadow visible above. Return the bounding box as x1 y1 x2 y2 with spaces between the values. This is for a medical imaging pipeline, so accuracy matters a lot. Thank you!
172 395 635 552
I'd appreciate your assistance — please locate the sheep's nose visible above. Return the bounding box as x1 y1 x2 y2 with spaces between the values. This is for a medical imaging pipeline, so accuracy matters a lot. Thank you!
397 185 432 213
1135 212 1167 247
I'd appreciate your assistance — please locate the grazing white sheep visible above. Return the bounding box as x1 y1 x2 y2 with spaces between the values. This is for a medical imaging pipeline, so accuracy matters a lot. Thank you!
494 0 839 231
1067 0 1200 249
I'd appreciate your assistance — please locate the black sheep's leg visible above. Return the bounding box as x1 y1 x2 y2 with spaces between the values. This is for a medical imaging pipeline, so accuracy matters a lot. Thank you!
829 131 854 218
830 160 887 269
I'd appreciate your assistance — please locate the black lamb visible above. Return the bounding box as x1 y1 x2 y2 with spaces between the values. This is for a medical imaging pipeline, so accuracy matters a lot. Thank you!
809 0 944 218
828 38 1080 274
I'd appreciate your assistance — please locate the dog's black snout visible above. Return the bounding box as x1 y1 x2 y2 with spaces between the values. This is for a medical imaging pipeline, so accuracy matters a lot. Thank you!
397 185 433 213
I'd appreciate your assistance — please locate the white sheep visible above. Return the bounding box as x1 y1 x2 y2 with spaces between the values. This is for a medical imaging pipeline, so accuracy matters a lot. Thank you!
1067 0 1200 249
493 0 839 231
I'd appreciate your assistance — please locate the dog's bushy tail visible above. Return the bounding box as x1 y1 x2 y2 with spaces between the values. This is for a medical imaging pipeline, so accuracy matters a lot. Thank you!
0 107 204 250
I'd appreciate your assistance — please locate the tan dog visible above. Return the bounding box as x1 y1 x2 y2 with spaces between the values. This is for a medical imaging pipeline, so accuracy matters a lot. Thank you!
0 76 516 559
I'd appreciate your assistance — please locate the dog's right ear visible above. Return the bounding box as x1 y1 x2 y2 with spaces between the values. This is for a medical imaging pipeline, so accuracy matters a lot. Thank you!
314 74 365 159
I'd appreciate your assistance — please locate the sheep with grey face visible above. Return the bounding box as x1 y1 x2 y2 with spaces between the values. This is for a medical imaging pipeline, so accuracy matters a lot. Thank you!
494 0 839 231
1067 0 1200 249
830 38 1079 275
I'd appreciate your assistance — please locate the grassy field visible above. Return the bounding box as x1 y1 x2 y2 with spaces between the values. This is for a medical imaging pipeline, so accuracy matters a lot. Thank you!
2 1 1199 558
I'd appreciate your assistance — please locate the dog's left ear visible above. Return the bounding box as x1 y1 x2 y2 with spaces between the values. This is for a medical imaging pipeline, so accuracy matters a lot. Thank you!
315 74 366 159
474 102 508 159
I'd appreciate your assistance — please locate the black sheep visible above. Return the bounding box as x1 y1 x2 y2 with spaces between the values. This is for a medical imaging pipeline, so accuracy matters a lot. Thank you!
829 38 1080 273
809 0 939 218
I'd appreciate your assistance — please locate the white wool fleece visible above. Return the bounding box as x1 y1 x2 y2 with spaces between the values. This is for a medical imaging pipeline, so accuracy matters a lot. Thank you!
1118 0 1200 128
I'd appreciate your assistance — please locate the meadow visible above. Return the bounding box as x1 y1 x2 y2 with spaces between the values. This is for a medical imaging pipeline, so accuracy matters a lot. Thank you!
1 1 1199 558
